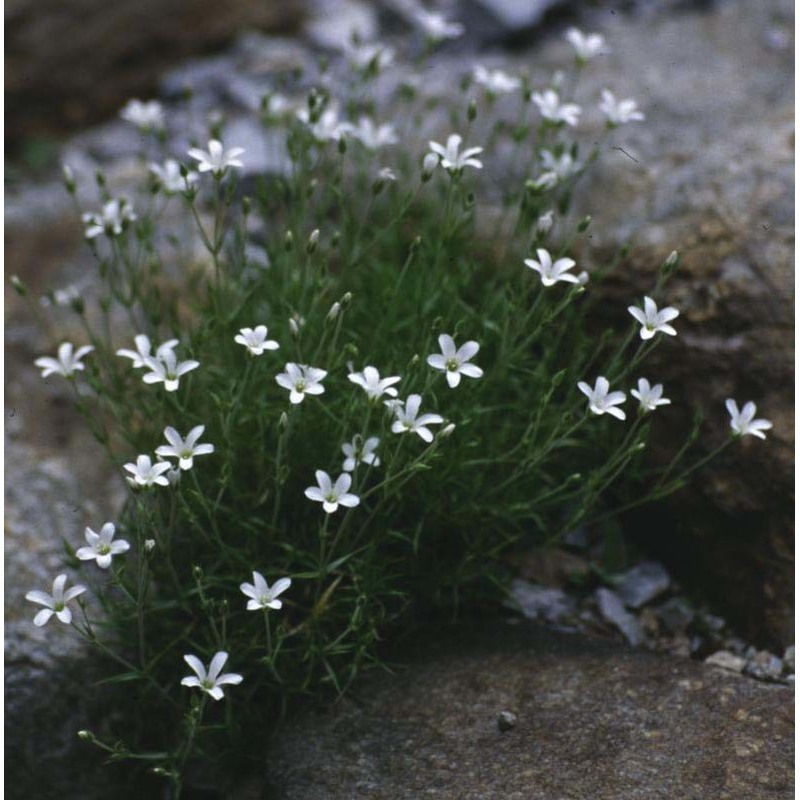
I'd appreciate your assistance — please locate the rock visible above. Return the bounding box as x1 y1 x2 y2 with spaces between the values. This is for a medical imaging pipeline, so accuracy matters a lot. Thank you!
496 710 517 732
655 597 694 634
744 651 784 683
304 0 378 51
595 587 644 647
705 651 746 674
6 0 304 147
616 561 671 609
563 0 794 648
264 623 794 798
462 0 568 38
507 579 577 625
783 645 794 674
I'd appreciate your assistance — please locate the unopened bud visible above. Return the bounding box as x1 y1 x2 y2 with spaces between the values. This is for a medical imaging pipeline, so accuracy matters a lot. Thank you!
326 301 341 322
661 249 679 276
10 275 27 296
95 169 106 189
440 423 456 438
144 539 156 553
284 230 294 251
279 411 289 430
77 730 94 741
341 291 352 306
338 135 347 155
331 230 341 248
467 98 477 122
306 229 320 254
62 164 76 194
192 565 203 580
577 270 589 286
242 196 252 215
422 152 439 181
577 215 591 233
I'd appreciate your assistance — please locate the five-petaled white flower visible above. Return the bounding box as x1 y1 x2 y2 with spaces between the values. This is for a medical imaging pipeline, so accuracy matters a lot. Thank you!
155 426 215 471
297 107 352 143
725 399 773 440
414 9 464 41
631 378 671 413
235 326 279 356
142 350 200 392
531 90 581 127
627 296 679 340
535 149 580 189
35 342 94 379
116 334 179 369
76 522 130 569
524 248 580 287
346 41 395 71
149 159 199 194
351 117 398 150
304 470 360 514
391 394 444 442
276 363 327 404
348 365 401 400
181 652 243 701
578 377 627 420
427 334 483 388
599 89 645 126
428 134 483 174
120 99 165 131
473 65 521 94
82 199 137 239
124 455 172 488
26 574 87 627
342 436 380 472
565 28 608 62
240 572 292 611
188 139 245 177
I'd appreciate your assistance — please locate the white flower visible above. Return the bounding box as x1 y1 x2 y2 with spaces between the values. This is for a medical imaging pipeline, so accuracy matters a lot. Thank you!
426 334 483 388
297 107 352 143
234 326 279 356
187 139 245 177
422 151 440 179
627 296 679 340
473 65 521 94
565 28 608 62
351 117 398 150
577 376 627 420
346 41 395 71
534 149 580 189
25 574 87 627
599 89 645 126
155 426 215 471
45 284 81 308
414 9 464 41
531 90 581 127
35 342 94 379
377 167 397 183
428 134 483 173
181 652 243 701
124 455 172 487
240 572 291 611
289 313 305 335
120 99 165 130
141 350 200 392
536 210 554 235
82 199 137 239
149 159 199 193
76 522 130 569
304 470 360 514
348 366 401 400
524 248 580 286
342 436 380 472
631 378 671 412
725 399 773 440
276 363 327 404
116 334 179 369
391 394 444 442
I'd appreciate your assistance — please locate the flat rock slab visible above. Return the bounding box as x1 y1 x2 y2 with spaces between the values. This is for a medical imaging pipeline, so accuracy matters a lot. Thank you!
264 623 793 799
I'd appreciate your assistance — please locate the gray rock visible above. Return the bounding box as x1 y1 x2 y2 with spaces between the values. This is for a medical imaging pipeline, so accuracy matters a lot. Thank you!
595 587 644 647
496 710 517 732
744 651 784 682
464 0 567 34
264 623 794 798
705 650 746 674
655 597 694 634
616 561 671 609
507 579 577 624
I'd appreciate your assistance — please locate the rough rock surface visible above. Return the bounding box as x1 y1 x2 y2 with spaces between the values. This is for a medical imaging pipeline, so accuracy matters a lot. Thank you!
264 622 794 799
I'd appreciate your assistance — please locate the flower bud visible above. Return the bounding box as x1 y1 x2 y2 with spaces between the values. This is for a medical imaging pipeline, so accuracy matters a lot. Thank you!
77 730 94 741
284 230 294 251
192 565 203 581
62 164 76 195
326 301 341 322
10 275 27 296
577 271 589 286
242 196 252 215
94 169 106 189
440 423 456 438
661 249 679 276
577 215 591 233
144 539 156 553
306 228 320 254
279 411 289 430
467 98 477 122
338 135 347 155
422 152 439 181
331 230 341 248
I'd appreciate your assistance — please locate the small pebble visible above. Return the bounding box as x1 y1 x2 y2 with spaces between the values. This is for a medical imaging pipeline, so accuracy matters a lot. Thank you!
497 711 517 732
783 645 794 674
744 650 783 682
705 650 746 674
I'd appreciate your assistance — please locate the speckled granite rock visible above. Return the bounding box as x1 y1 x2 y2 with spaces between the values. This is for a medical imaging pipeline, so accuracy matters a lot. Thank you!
264 623 794 799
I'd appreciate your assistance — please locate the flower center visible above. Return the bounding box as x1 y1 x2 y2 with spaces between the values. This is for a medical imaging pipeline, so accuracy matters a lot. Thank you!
180 449 193 460
97 543 111 555
54 601 65 612
202 678 215 690
295 380 306 391
325 492 337 503
446 358 459 371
